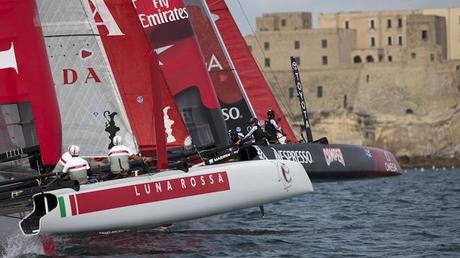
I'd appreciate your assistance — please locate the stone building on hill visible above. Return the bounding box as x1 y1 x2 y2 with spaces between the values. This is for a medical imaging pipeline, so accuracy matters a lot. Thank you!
245 9 460 167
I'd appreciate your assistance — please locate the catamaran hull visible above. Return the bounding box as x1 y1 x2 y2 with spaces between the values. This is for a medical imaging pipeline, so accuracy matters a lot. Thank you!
20 160 312 235
246 143 402 181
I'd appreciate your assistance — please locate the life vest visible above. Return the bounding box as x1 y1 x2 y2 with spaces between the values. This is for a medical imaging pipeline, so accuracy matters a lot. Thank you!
63 157 89 184
252 126 267 145
265 119 278 143
108 145 132 174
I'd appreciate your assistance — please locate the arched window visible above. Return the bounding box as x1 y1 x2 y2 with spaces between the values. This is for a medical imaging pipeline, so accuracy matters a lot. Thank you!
366 55 374 63
353 56 362 63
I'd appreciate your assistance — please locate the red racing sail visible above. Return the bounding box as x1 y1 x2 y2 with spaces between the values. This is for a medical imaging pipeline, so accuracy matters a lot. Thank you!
186 1 255 135
133 0 229 148
205 0 296 142
88 0 190 155
0 0 61 165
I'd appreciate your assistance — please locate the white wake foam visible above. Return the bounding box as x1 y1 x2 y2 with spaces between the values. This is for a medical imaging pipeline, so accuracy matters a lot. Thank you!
0 230 43 258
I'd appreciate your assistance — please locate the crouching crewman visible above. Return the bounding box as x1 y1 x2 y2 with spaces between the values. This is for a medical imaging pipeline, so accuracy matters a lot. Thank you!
62 145 90 184
108 135 141 177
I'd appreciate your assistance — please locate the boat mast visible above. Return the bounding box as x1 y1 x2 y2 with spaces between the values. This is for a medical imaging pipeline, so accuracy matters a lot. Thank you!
150 50 168 169
290 56 313 142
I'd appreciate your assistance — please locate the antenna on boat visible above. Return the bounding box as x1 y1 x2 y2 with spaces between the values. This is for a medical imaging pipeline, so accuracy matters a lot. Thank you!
290 56 313 143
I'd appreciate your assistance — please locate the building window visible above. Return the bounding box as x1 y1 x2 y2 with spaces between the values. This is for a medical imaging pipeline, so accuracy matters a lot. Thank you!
281 19 286 27
398 18 403 28
422 30 428 41
264 58 270 67
398 36 403 46
387 36 392 46
293 56 300 66
264 41 270 50
321 39 328 48
378 55 384 62
288 87 295 99
387 19 392 28
317 86 323 98
345 21 350 29
388 55 393 62
322 56 328 65
370 37 376 47
353 56 362 63
411 52 416 59
294 40 300 49
430 53 435 61
366 55 374 63
369 19 375 29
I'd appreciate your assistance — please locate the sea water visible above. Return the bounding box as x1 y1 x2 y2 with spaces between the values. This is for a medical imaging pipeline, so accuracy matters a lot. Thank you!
1 168 459 257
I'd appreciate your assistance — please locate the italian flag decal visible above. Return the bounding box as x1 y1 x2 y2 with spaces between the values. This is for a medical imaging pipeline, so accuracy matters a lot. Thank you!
58 195 78 218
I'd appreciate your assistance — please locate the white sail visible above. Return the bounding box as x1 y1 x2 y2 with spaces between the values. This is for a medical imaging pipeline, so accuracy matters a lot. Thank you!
37 0 137 157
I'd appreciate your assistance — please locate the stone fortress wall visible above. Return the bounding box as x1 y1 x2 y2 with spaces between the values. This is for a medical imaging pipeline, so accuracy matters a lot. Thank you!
245 10 460 167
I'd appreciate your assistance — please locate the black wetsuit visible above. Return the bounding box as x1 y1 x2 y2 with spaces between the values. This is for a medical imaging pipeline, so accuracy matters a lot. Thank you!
265 119 278 144
244 125 267 145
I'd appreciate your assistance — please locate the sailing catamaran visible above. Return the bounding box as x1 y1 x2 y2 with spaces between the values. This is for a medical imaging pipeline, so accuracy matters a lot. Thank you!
184 0 403 180
0 0 313 235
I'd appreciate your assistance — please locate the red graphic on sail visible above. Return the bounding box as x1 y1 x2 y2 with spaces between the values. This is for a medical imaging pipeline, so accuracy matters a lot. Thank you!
205 0 296 142
89 0 190 152
133 0 228 147
0 0 61 165
188 6 242 104
187 3 255 134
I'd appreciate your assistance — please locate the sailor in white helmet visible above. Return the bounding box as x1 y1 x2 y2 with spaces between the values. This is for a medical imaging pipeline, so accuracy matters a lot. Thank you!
62 145 90 184
108 135 137 176
52 145 76 173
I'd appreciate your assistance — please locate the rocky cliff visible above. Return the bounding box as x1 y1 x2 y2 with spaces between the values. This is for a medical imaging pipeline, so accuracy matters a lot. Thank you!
283 61 460 168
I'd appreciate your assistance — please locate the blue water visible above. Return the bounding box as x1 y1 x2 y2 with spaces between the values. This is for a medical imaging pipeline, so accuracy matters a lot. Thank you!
1 168 459 257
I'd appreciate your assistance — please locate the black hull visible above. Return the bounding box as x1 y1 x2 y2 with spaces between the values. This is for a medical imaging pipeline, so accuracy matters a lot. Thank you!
242 143 402 182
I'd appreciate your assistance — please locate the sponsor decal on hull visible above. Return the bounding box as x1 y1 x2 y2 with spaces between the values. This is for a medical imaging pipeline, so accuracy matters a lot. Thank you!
384 151 398 172
364 147 373 159
59 172 229 218
253 146 313 165
278 163 293 191
322 147 346 167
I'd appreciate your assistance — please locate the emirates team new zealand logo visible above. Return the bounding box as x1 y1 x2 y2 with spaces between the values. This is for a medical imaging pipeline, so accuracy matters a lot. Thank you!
104 111 119 149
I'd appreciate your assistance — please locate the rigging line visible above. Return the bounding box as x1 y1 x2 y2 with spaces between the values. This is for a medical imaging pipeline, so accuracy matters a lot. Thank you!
235 0 296 120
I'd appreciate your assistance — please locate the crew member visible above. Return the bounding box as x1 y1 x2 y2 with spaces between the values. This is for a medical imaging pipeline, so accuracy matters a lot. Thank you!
108 135 140 176
52 145 76 173
235 127 245 138
228 130 240 145
241 118 267 145
62 145 90 184
265 109 284 144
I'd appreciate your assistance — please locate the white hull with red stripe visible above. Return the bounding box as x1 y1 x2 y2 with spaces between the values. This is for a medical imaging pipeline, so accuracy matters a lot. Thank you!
20 160 312 235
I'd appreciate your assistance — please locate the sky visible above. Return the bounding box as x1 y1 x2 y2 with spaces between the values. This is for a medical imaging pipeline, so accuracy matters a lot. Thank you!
226 0 460 35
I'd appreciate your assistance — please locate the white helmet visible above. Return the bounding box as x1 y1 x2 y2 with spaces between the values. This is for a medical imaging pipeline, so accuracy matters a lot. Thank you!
68 145 80 157
113 135 122 146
